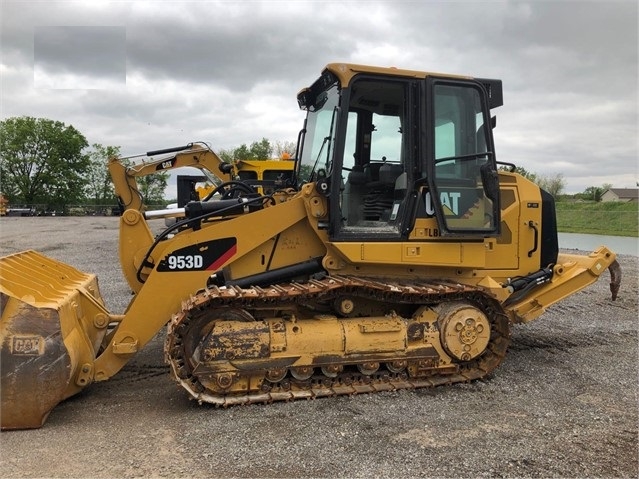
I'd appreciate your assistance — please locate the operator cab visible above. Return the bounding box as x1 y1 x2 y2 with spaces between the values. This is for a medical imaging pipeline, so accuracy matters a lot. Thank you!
296 64 502 241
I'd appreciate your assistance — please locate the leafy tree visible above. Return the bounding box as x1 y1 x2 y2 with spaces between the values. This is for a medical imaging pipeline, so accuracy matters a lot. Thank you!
582 186 602 201
137 172 169 206
218 138 298 163
217 148 232 163
86 143 121 205
581 183 612 202
537 173 566 198
0 116 89 210
118 158 169 206
219 138 273 161
499 165 566 198
273 140 297 159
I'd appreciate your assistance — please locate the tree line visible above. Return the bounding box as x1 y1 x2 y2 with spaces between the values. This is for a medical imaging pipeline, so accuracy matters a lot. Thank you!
0 116 165 212
0 117 294 213
500 166 617 201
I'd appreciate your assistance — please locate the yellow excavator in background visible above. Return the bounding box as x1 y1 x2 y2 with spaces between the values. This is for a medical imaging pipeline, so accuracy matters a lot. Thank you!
0 194 7 216
0 194 34 217
0 63 621 430
165 152 295 225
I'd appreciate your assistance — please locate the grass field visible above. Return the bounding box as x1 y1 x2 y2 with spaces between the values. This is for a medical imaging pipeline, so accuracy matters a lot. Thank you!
555 201 638 237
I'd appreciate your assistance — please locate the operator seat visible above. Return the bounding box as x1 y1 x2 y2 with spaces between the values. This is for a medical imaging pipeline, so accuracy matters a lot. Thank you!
343 165 367 225
362 162 403 221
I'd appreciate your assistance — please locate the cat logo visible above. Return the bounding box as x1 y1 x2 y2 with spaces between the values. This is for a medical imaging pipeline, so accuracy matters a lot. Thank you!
424 191 461 216
156 158 177 170
11 335 44 356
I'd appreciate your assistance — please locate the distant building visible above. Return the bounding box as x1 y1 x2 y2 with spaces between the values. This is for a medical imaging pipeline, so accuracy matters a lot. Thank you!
601 188 639 203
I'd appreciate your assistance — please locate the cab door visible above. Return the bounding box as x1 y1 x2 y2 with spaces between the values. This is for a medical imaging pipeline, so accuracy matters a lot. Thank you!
423 79 501 237
330 76 419 241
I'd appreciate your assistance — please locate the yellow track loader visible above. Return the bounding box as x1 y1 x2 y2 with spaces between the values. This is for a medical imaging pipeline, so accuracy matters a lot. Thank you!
0 63 621 430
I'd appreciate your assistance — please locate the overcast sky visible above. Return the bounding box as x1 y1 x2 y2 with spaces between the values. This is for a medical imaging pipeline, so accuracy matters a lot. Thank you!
1 0 637 196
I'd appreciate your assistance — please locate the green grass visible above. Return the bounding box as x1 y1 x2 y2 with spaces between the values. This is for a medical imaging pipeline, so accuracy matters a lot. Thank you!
554 201 638 237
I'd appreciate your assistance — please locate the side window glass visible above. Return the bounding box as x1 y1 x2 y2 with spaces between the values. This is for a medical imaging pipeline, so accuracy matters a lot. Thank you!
238 171 257 180
342 111 358 172
431 83 496 232
435 121 455 160
370 113 402 161
263 170 293 182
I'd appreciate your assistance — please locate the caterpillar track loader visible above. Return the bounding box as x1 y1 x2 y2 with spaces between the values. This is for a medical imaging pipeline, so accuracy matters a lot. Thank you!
0 63 622 430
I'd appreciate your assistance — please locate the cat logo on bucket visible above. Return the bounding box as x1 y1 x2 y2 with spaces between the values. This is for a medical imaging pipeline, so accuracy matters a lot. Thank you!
11 336 44 356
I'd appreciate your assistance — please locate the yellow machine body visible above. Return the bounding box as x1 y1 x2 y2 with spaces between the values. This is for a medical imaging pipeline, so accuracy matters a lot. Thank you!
0 64 621 429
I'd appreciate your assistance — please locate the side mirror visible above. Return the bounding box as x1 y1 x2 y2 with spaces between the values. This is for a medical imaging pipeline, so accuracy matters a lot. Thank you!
480 163 500 202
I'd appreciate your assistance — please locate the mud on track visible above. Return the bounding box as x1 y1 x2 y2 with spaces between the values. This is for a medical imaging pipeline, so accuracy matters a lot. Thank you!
1 216 637 478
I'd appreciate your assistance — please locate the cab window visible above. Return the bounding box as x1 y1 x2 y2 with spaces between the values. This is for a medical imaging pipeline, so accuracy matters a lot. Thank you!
431 83 496 233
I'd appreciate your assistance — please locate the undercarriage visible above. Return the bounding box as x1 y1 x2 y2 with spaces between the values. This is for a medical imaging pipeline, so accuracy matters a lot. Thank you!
165 275 511 405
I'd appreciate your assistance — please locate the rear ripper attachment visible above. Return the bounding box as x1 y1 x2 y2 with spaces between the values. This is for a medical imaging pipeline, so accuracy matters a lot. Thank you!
165 276 511 405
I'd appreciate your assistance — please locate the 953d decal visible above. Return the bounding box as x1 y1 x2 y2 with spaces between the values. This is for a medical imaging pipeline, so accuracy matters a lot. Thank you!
157 238 237 272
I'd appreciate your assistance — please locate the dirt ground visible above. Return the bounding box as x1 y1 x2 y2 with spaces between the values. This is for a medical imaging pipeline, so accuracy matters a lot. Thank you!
0 216 637 478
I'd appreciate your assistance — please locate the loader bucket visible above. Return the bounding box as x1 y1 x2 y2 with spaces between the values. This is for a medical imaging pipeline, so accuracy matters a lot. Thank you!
0 251 111 430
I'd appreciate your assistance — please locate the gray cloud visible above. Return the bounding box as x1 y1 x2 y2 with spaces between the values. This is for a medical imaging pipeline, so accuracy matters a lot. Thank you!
34 26 126 84
1 0 636 194
122 4 356 91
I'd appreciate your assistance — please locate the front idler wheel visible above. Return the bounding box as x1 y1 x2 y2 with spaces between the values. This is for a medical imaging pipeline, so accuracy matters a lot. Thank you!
437 302 491 362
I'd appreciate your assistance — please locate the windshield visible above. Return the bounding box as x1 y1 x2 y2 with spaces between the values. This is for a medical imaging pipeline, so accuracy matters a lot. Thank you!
297 82 340 184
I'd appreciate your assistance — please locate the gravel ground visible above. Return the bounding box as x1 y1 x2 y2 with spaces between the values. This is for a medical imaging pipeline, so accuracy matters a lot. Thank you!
0 216 637 479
